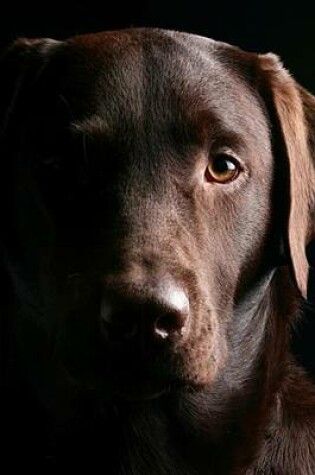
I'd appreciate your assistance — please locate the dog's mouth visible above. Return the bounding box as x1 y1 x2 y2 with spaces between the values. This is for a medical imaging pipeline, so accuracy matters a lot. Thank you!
58 336 196 402
108 367 177 402
112 378 172 401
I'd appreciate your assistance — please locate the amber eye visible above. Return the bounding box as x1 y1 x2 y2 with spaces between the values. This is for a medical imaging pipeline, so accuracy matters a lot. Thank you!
206 154 241 184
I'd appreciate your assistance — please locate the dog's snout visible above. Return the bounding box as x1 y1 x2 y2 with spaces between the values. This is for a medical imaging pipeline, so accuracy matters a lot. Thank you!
153 283 190 339
100 279 190 344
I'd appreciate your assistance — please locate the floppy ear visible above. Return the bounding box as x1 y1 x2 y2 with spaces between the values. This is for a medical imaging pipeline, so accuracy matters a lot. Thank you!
0 37 61 142
258 53 315 298
0 38 62 319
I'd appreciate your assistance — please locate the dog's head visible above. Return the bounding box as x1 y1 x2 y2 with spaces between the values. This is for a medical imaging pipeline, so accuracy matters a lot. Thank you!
2 29 315 404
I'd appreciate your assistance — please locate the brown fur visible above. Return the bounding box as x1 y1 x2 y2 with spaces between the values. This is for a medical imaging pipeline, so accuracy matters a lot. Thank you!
1 29 315 473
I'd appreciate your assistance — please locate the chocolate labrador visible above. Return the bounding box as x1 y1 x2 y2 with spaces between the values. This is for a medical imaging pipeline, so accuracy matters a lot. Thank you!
1 28 315 473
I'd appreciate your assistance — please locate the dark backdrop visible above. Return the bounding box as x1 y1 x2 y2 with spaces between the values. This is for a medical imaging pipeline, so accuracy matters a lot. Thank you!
2 0 315 90
1 0 315 374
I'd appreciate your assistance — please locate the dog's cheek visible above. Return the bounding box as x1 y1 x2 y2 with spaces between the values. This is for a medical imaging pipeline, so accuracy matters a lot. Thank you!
173 308 229 386
167 192 235 385
211 184 272 295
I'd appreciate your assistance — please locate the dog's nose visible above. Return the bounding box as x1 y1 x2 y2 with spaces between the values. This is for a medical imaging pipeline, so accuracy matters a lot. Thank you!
100 280 190 343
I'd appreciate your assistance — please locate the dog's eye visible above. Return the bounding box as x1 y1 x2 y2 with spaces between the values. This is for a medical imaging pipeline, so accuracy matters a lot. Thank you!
206 154 241 184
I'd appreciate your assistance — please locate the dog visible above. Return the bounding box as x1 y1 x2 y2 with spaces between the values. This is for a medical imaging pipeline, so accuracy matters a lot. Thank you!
1 28 315 473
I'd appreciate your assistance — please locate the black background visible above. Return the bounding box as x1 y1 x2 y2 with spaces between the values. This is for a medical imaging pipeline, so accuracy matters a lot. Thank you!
1 0 315 374
2 0 315 91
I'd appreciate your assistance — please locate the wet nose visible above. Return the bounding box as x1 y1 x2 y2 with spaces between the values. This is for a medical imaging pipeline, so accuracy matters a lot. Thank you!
100 279 190 344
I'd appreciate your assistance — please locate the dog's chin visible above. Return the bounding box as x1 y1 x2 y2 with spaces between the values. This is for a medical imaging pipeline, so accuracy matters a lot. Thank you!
113 383 171 402
109 375 174 402
108 370 207 403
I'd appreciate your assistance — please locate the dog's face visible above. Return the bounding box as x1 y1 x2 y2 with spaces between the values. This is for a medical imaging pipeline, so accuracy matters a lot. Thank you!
2 29 314 403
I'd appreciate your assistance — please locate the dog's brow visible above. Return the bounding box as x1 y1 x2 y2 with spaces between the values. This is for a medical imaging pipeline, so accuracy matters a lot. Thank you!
71 115 112 139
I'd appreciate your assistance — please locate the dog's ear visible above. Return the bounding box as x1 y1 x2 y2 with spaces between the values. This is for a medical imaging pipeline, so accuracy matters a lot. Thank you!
0 39 63 314
258 53 315 298
0 38 62 141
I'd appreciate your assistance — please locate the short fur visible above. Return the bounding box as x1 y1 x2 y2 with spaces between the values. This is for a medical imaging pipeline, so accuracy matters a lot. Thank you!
1 29 315 473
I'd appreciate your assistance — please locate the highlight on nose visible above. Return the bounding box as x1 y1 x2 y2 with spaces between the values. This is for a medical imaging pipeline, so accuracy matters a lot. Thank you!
100 279 190 344
153 282 190 339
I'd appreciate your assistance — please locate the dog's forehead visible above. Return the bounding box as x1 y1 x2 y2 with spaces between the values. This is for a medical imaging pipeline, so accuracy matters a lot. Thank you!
53 29 270 156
